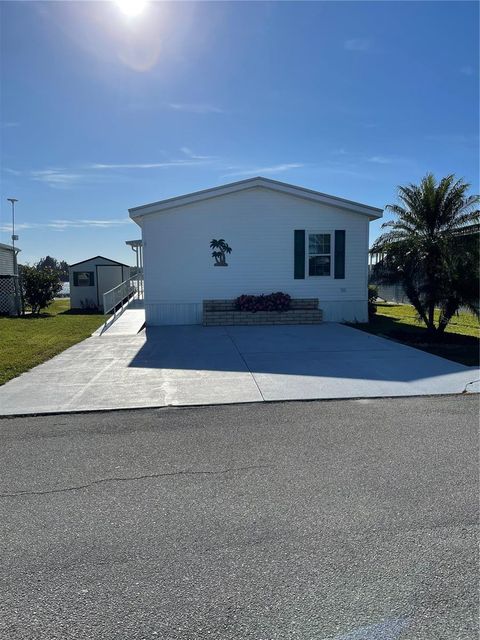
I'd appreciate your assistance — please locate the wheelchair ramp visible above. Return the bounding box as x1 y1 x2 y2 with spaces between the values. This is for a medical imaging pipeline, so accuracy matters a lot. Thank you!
94 299 145 336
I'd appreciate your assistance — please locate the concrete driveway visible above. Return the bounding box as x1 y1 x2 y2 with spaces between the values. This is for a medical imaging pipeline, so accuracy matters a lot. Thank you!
0 323 478 415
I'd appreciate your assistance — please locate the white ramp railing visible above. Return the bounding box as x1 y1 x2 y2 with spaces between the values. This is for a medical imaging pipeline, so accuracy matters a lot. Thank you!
103 276 142 318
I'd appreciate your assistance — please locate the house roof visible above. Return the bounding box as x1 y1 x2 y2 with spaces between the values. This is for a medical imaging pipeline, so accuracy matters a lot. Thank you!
69 255 130 268
0 242 21 253
129 176 383 222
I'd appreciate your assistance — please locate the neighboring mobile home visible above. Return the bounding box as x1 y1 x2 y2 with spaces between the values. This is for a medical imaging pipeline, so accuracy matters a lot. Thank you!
69 256 130 311
129 177 383 325
0 242 21 316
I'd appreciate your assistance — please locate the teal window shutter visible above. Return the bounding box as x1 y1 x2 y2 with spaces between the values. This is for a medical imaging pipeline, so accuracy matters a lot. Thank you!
294 230 305 279
334 230 346 279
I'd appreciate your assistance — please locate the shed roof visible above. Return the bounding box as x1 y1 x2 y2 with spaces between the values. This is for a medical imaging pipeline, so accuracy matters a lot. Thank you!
129 176 383 222
0 242 21 253
69 255 130 268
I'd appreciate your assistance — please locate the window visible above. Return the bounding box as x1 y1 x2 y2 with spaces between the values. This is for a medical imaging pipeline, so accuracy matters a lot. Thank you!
308 233 331 276
74 271 94 287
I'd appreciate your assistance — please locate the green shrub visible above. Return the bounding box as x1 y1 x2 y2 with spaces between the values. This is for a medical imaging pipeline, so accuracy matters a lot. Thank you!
21 266 62 315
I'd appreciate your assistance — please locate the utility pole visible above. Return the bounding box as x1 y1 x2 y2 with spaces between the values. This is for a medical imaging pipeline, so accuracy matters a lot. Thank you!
7 198 19 275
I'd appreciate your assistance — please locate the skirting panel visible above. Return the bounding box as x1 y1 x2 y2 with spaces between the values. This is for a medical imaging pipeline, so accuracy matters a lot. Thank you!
145 302 203 325
320 300 368 323
145 299 367 325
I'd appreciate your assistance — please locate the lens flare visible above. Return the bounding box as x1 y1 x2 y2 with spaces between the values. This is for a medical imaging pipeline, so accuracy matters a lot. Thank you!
115 1 147 18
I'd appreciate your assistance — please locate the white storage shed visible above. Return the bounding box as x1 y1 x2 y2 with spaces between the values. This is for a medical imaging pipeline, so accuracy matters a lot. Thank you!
69 256 130 312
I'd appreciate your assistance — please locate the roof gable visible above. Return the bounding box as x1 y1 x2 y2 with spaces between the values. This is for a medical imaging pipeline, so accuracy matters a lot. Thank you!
69 255 129 268
129 176 383 221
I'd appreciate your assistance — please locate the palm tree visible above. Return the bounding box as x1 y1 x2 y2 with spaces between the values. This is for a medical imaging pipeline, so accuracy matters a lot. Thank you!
437 229 479 332
210 239 232 266
371 174 479 334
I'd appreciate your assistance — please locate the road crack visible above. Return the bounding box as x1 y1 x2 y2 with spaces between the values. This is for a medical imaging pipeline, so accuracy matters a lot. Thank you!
462 378 480 393
0 464 271 498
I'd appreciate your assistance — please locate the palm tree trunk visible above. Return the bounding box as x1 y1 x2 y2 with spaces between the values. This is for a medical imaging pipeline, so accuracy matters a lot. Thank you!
403 281 429 327
437 299 459 334
437 317 449 334
427 301 436 334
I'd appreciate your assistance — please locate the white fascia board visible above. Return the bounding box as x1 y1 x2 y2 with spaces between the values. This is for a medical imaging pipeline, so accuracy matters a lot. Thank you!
0 242 21 252
131 216 143 227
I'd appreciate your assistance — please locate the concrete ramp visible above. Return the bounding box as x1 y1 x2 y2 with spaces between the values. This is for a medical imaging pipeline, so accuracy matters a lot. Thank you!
94 300 145 336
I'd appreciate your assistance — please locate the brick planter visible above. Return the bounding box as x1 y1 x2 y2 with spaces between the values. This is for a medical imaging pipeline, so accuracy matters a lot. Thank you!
203 298 323 326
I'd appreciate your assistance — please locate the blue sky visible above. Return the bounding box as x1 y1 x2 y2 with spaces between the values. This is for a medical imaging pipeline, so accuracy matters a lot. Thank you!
1 0 478 266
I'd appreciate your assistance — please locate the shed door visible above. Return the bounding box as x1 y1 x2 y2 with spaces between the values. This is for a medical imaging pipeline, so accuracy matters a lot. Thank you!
97 265 123 309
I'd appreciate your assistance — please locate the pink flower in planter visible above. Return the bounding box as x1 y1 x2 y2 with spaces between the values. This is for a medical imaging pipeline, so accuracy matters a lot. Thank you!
235 292 291 312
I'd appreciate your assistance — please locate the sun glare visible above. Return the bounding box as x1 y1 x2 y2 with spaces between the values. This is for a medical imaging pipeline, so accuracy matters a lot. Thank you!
115 0 147 18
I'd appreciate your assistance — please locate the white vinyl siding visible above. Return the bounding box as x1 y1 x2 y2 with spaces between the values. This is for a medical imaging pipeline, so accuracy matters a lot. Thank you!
141 187 371 324
0 246 16 276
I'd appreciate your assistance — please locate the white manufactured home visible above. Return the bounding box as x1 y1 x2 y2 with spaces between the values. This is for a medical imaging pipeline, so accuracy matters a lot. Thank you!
69 256 130 312
129 177 383 326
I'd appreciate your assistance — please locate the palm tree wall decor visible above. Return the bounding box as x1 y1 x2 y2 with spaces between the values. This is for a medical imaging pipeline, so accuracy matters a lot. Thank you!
371 173 479 334
210 238 232 266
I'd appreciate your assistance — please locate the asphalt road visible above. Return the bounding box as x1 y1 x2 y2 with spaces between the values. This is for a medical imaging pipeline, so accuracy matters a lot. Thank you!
0 396 478 640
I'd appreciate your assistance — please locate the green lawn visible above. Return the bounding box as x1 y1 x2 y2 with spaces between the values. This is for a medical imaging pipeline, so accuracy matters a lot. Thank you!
0 299 105 385
351 303 479 366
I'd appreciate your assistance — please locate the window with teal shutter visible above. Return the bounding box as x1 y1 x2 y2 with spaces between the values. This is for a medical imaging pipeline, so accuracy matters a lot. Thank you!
294 230 305 279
